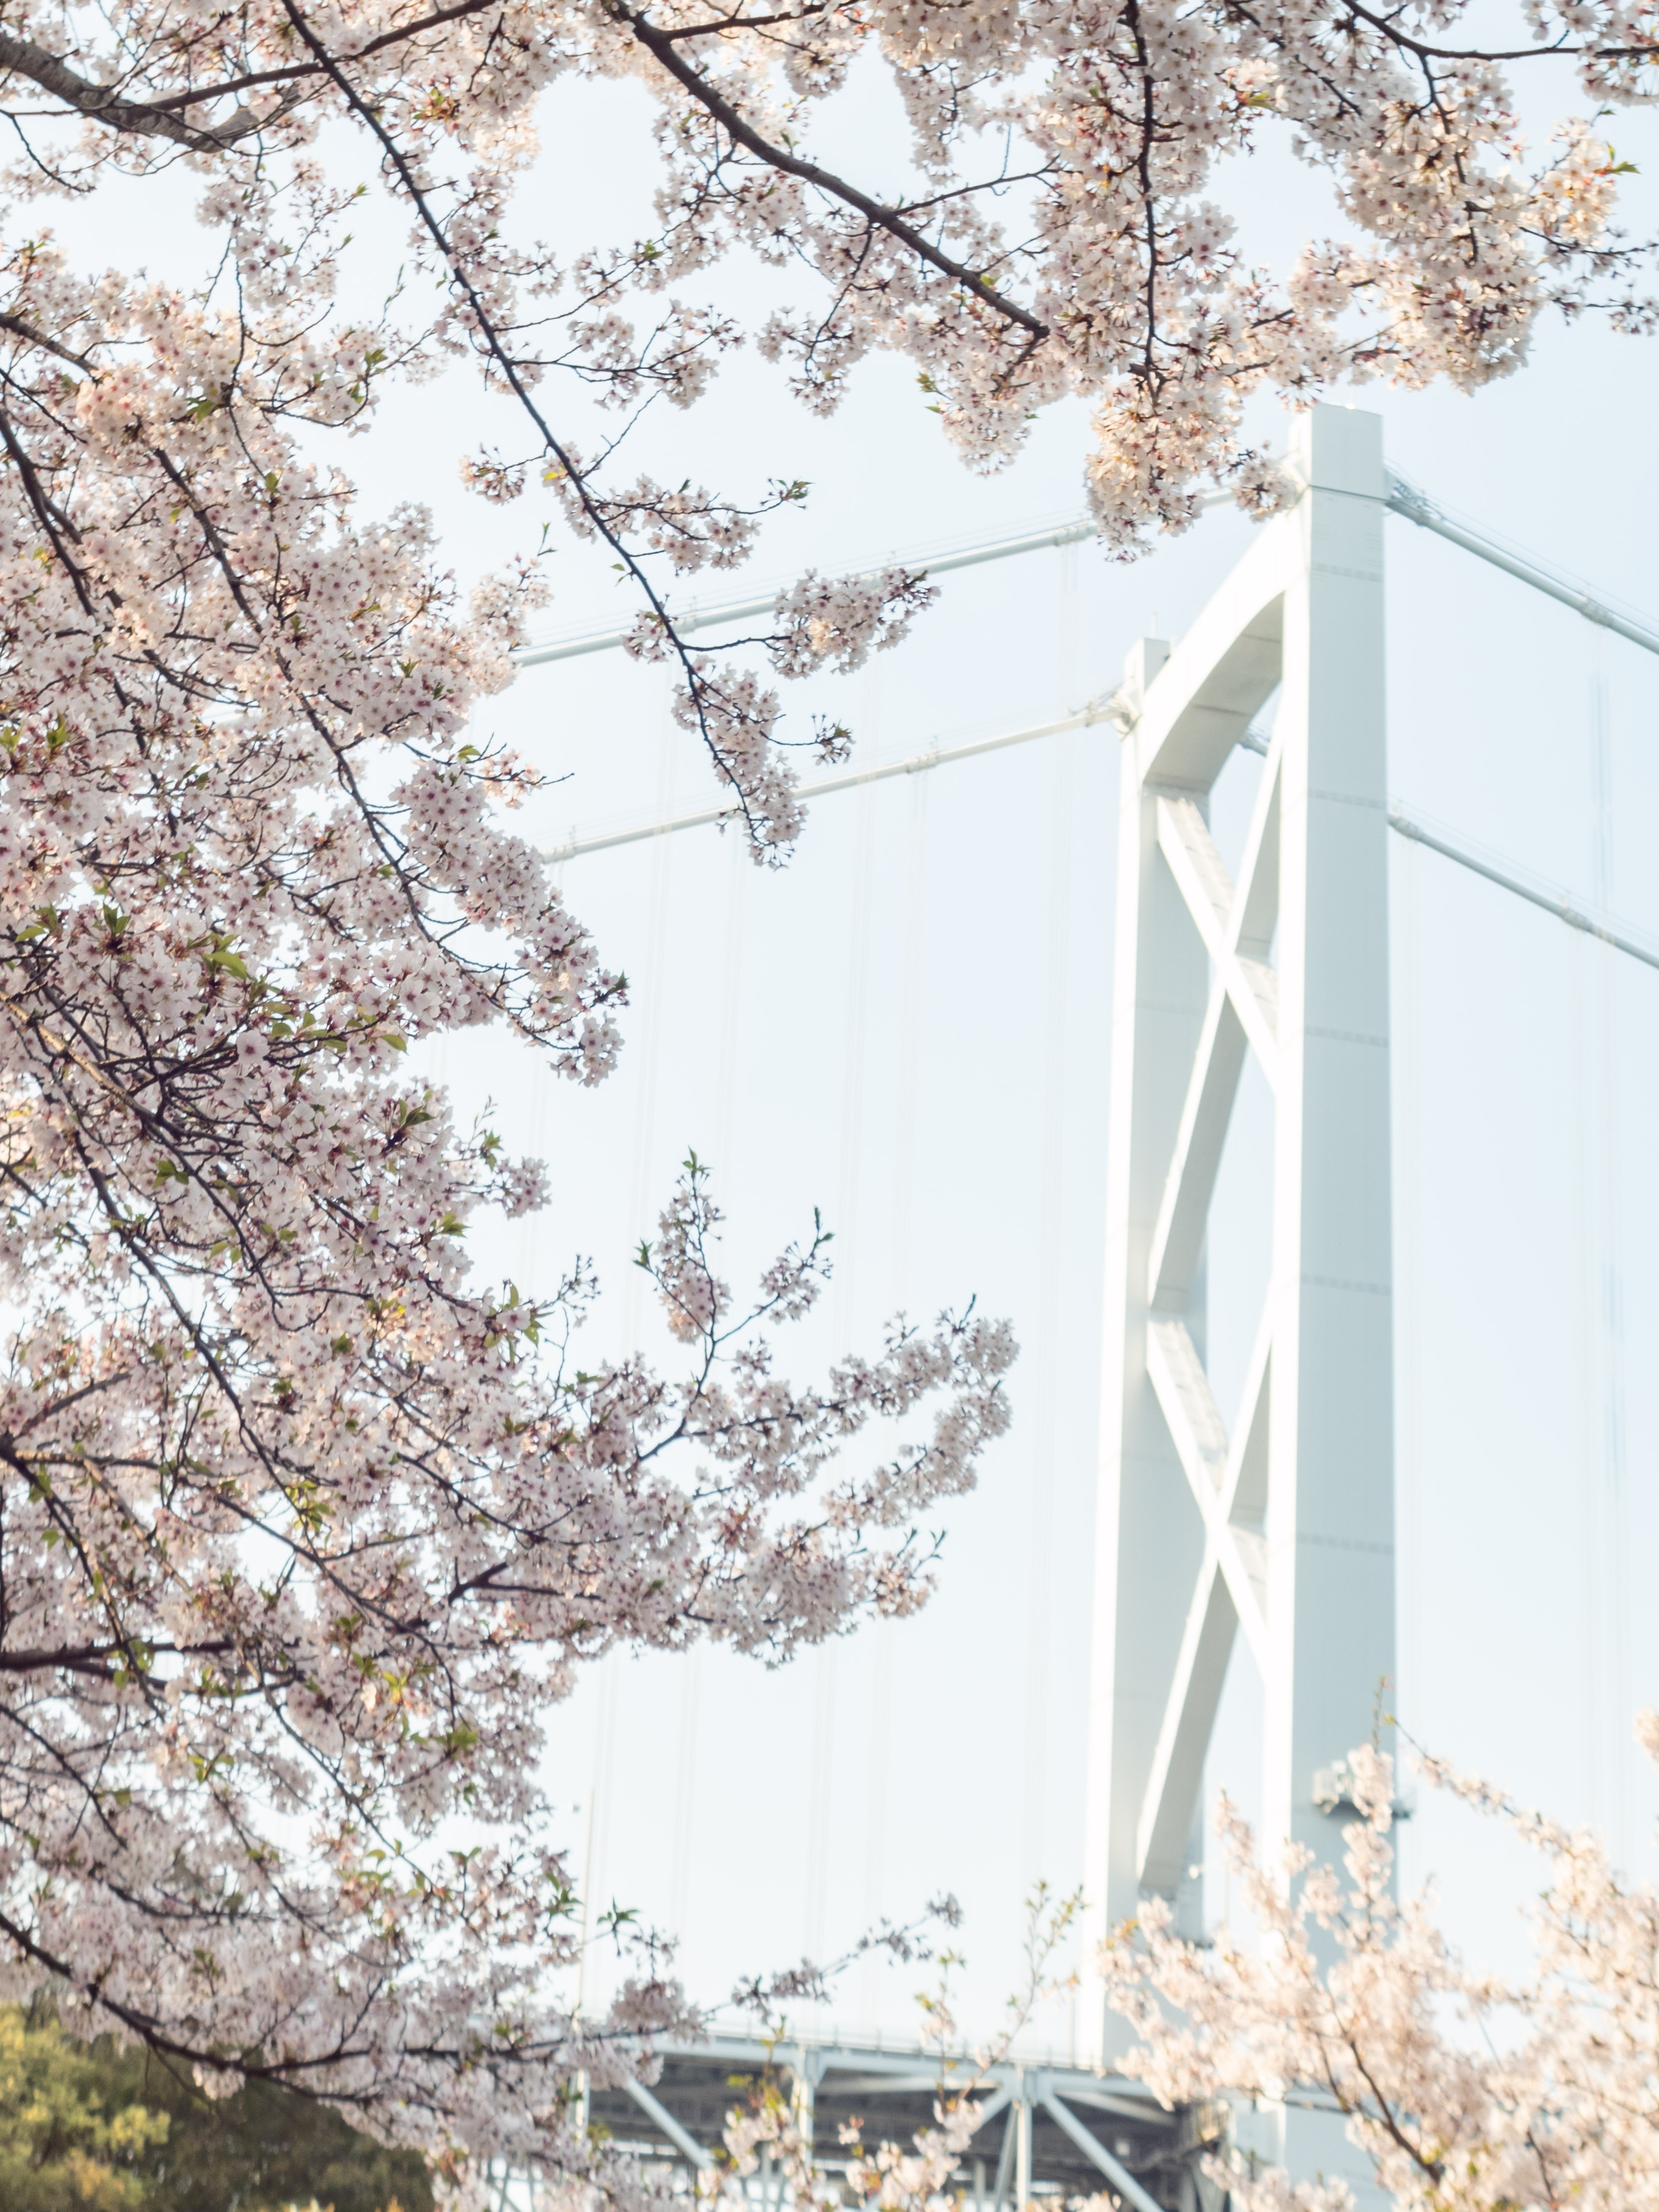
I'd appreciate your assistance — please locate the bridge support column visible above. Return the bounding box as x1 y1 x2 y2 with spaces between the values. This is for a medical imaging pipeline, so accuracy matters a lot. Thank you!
1083 406 1395 2052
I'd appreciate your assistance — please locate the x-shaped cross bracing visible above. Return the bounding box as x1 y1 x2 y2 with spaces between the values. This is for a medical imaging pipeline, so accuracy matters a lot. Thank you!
1087 406 1396 1969
1136 736 1281 1895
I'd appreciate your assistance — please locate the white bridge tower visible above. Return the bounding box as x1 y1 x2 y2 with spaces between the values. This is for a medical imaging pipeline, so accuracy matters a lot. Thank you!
1084 405 1396 2012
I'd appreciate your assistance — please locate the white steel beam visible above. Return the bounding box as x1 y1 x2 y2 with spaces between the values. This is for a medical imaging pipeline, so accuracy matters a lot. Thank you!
1040 2092 1165 2212
1084 407 1396 2055
1145 734 1284 1310
1264 405 1395 1892
1155 797 1281 1080
1144 1317 1271 1658
1134 1549 1238 1894
991 2103 1018 2212
1134 1293 1273 1891
968 2087 1015 2133
1144 978 1248 1312
623 2078 714 2170
1132 528 1286 790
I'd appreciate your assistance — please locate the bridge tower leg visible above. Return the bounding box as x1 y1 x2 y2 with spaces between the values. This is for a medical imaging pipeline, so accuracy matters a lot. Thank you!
1083 405 1395 2043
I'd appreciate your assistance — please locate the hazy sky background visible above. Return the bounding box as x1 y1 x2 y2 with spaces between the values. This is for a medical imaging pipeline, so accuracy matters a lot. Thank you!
415 68 1659 2056
40 43 1659 2059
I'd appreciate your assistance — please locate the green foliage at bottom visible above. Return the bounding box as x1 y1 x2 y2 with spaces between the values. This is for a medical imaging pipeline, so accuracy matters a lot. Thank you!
0 1997 435 2212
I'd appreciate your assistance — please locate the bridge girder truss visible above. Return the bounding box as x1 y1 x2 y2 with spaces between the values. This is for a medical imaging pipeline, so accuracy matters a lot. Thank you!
599 2037 1197 2211
476 2037 1209 2212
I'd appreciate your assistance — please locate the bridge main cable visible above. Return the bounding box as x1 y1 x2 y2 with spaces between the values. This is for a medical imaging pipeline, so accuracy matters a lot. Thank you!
534 464 1659 970
1386 806 1659 974
542 704 1110 862
1382 471 1659 658
514 515 1113 668
516 474 1659 669
542 727 1659 977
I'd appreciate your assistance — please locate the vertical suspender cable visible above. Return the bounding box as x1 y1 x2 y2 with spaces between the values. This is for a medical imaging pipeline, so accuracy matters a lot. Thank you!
861 763 925 2025
1392 824 1423 1781
1022 548 1077 1904
807 672 883 1977
590 716 677 2032
617 716 680 1353
668 836 749 1953
1585 630 1633 1862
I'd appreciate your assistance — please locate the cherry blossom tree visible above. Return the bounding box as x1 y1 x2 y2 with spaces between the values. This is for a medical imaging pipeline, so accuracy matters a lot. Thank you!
1101 1725 1659 2212
0 841 1013 2189
0 239 1016 2142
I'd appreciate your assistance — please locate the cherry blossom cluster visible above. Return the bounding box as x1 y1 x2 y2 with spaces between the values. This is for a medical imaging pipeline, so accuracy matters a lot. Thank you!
1103 1724 1659 2212
768 568 939 683
0 203 1015 2172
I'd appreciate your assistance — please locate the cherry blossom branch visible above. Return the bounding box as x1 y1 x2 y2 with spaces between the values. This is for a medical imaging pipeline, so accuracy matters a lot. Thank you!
274 0 807 847
611 0 1051 339
653 5 833 41
1101 1736 1659 2212
1329 0 1650 68
139 0 510 109
0 28 267 149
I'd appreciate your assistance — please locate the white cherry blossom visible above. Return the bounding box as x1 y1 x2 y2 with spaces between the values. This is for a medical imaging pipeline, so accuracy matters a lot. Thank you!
1104 1725 1659 2212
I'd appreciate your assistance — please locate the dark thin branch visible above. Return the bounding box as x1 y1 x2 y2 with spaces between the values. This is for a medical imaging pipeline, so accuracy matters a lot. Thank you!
0 309 93 371
0 1637 233 1673
140 0 506 110
611 0 1049 339
653 3 832 39
273 0 788 842
0 28 258 149
1333 0 1649 65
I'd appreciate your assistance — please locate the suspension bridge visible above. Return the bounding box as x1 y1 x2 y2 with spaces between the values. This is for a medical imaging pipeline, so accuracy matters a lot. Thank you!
479 404 1659 2210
